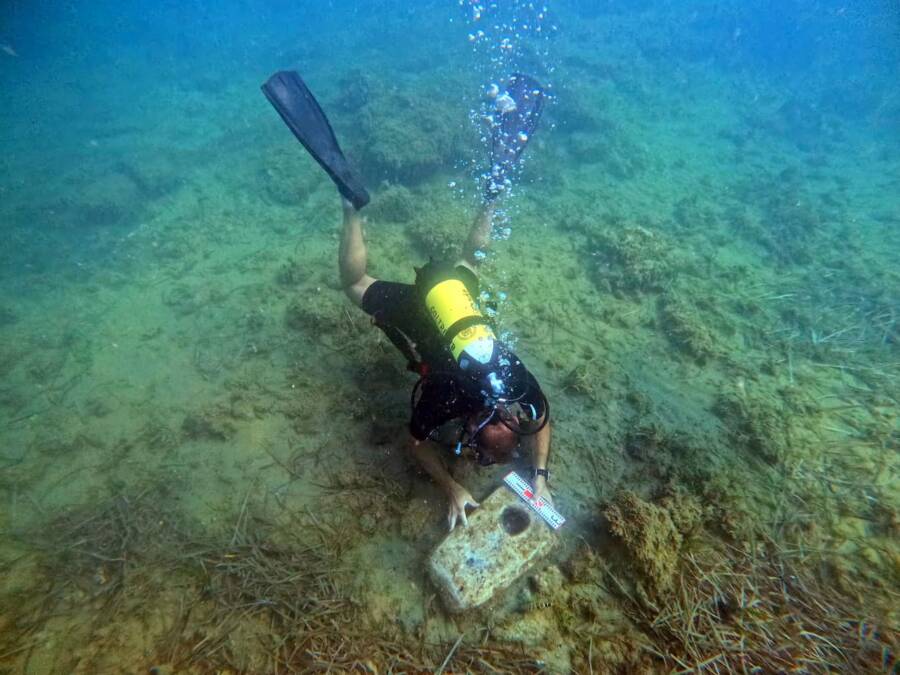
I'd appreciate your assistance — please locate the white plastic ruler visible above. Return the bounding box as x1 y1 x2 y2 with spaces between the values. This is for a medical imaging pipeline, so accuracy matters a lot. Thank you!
503 471 566 530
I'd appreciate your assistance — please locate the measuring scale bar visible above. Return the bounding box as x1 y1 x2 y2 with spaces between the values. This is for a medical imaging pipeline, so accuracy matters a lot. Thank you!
503 471 566 530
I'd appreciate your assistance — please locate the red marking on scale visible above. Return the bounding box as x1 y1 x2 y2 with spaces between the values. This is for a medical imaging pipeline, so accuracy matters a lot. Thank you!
503 471 566 530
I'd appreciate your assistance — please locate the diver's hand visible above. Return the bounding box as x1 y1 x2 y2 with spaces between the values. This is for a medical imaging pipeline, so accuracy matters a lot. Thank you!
446 482 480 531
532 475 553 507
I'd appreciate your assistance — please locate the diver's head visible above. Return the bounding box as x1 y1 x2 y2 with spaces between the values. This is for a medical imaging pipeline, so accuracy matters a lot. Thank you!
455 343 549 464
465 408 519 465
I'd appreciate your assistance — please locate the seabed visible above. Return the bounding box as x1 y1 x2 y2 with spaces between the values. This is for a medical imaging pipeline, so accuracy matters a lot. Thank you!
1 2 897 673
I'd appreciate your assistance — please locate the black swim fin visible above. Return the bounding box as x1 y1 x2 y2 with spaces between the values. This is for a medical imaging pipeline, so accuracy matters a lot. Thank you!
262 71 370 210
484 74 545 201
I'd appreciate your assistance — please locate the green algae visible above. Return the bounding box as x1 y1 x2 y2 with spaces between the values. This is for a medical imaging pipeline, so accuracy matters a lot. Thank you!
604 490 683 596
658 292 721 363
339 72 474 187
364 182 418 224
714 382 793 464
587 224 678 295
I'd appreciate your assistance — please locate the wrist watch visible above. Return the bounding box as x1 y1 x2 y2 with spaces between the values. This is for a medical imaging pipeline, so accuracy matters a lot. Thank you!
532 467 550 482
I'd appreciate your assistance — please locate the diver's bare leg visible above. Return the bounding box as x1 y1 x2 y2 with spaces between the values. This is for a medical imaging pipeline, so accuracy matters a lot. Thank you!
458 202 496 271
339 197 376 307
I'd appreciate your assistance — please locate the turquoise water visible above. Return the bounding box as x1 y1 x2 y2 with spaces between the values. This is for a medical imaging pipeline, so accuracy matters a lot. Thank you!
1 1 898 672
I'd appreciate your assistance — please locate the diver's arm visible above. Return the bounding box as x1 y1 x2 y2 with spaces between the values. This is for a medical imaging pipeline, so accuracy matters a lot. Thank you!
458 202 496 272
407 436 480 529
524 419 552 502
407 437 455 491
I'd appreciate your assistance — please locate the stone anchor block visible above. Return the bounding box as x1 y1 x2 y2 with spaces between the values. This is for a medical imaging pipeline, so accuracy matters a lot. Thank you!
428 485 558 613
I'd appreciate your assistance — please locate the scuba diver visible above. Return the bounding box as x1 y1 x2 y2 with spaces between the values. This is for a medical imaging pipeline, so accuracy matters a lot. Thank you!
262 71 551 530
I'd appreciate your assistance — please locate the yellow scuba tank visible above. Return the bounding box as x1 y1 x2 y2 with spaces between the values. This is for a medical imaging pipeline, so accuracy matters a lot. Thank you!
415 261 544 417
417 262 496 366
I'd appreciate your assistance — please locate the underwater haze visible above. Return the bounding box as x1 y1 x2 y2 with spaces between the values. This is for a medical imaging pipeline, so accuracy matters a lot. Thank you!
1 0 898 672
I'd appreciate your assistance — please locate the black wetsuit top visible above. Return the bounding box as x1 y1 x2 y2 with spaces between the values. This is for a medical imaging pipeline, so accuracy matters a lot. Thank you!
360 265 477 440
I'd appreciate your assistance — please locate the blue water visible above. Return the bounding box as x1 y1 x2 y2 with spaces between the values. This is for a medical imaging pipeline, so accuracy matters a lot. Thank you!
1 1 898 671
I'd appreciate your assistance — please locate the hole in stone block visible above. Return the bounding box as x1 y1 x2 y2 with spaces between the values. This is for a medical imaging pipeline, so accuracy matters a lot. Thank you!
501 506 530 535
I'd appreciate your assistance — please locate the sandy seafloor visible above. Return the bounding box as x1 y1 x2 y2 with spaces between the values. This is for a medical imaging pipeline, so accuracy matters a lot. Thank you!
0 1 898 672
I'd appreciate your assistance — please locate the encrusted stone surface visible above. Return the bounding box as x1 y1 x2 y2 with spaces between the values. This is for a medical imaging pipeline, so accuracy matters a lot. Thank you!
428 485 558 613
